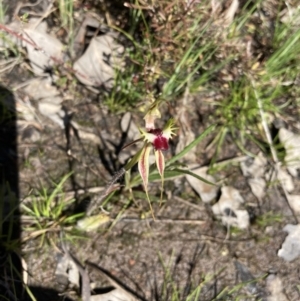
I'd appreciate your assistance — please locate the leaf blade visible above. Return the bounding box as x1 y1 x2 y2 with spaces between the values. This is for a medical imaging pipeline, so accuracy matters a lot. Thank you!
166 124 216 166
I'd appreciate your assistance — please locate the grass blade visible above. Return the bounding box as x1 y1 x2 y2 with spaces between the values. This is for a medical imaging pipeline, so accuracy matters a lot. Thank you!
166 124 216 166
147 169 215 185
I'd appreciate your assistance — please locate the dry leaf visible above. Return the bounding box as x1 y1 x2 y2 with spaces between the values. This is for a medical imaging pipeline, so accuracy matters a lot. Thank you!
55 253 80 291
87 262 139 301
77 213 110 232
24 77 62 103
74 35 124 89
223 0 239 25
211 0 222 15
0 19 63 72
277 168 295 193
24 77 65 128
286 195 300 214
90 289 137 301
248 178 266 200
185 166 218 203
24 20 64 75
60 236 91 301
281 6 300 26
16 97 37 122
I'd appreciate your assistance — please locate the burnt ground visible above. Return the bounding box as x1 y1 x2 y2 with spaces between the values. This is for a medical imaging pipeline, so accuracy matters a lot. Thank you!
1 0 300 301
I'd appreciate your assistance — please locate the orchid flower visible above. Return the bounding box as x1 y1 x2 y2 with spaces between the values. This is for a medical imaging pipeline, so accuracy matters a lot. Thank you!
125 107 177 217
139 118 177 191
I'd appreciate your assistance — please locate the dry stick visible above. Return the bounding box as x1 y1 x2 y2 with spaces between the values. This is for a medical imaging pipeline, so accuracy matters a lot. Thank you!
174 195 204 212
14 0 55 31
86 261 147 301
0 57 20 74
13 0 44 19
86 168 126 216
0 24 102 87
251 78 299 223
119 217 206 224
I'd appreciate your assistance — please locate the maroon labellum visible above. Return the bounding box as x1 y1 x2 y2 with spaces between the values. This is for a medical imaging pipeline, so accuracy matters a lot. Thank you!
148 128 169 151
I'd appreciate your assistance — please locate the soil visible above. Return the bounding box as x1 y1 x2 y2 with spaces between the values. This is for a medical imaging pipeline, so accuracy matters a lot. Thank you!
1 1 300 301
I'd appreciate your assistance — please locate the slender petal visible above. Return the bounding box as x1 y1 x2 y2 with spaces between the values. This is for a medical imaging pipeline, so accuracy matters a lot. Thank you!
155 149 165 203
155 149 165 179
138 142 152 192
138 143 155 218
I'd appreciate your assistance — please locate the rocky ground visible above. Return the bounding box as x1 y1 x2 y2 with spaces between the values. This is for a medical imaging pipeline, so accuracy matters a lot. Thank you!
1 0 300 300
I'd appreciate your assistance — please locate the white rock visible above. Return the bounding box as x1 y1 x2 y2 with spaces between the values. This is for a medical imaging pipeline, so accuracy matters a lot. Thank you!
212 186 250 229
278 224 300 261
120 112 140 141
266 274 288 301
240 152 267 179
221 209 250 229
279 128 300 178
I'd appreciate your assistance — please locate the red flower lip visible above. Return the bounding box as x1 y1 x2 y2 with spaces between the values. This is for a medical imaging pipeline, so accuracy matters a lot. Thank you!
148 128 169 151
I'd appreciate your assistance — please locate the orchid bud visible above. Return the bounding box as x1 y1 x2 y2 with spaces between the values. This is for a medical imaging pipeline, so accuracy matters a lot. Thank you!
143 104 161 130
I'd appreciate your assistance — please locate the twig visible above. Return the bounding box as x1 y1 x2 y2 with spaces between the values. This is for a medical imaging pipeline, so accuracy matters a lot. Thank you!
86 261 147 301
174 195 203 212
13 0 44 19
0 57 20 74
118 216 206 225
86 168 126 216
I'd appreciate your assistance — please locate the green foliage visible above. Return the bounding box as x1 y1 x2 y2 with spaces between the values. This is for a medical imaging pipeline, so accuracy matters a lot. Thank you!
21 173 84 245
104 1 220 112
205 4 300 160
57 0 74 47
2 1 299 298
157 252 263 301
256 211 283 228
0 1 7 24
